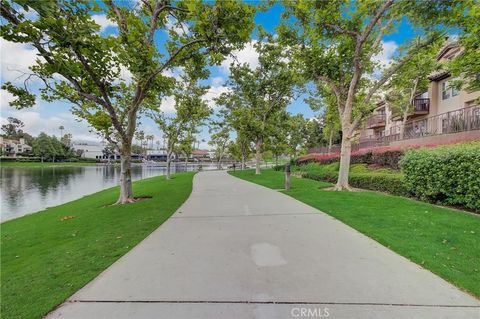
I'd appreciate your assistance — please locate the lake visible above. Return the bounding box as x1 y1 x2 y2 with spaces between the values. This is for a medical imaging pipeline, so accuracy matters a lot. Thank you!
0 163 219 222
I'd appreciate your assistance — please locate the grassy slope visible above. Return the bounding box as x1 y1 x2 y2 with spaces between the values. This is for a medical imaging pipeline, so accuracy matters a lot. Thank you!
229 169 480 298
0 161 99 167
1 172 195 319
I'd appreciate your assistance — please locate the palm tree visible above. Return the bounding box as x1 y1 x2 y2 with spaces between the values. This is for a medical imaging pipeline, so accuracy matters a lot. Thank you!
146 135 155 150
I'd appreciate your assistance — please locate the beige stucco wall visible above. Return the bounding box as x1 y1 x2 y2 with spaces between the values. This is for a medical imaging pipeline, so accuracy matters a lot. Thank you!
434 77 480 115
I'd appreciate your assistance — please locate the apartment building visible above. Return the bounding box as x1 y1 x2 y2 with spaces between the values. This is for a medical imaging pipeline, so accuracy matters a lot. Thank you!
360 41 480 148
0 137 32 156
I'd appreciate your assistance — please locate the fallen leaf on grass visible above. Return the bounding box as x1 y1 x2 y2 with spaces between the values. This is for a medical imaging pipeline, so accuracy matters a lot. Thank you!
60 216 75 221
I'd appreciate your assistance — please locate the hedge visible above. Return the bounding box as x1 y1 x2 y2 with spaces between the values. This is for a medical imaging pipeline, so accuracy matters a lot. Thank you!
400 141 480 211
297 146 405 170
297 163 408 196
0 156 42 162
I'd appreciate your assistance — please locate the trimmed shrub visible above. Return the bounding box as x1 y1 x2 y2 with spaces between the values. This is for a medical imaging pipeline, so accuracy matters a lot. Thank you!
15 157 42 162
273 164 285 171
297 146 405 170
349 173 408 196
400 142 480 211
77 157 99 163
296 162 408 196
0 157 42 162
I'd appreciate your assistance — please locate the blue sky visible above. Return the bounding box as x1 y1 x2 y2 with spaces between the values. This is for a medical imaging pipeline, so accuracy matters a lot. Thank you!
0 2 417 149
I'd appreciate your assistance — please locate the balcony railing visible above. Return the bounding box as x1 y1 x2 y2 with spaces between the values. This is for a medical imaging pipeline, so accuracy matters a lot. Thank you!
387 104 480 141
366 114 386 128
307 105 480 155
412 98 430 113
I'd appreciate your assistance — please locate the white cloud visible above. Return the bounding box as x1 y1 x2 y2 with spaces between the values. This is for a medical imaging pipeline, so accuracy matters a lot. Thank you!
203 77 230 108
0 39 39 83
165 16 190 36
92 14 116 32
373 41 398 68
0 106 100 143
0 89 15 109
162 67 184 80
220 41 259 74
117 64 133 84
160 96 176 113
211 76 224 87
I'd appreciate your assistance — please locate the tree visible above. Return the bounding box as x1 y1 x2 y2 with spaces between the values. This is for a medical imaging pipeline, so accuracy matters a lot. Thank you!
146 135 155 150
176 131 195 170
236 134 252 170
152 75 211 179
218 31 299 175
209 126 230 169
228 134 252 169
387 40 440 139
279 0 465 190
285 114 307 159
216 93 255 170
102 143 117 164
304 118 325 150
135 131 146 158
131 144 143 155
1 117 24 137
263 112 288 166
32 133 54 162
60 133 72 147
448 1 480 93
1 0 255 203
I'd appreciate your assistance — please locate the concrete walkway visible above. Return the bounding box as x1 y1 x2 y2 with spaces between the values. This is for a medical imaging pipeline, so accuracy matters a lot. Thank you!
47 171 479 319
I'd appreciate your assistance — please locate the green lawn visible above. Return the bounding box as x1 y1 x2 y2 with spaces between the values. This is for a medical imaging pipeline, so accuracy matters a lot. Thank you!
0 161 100 167
1 172 195 319
229 169 480 298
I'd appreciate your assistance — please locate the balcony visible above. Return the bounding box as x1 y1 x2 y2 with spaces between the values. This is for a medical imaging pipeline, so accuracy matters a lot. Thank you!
393 98 430 120
366 114 386 129
412 98 430 115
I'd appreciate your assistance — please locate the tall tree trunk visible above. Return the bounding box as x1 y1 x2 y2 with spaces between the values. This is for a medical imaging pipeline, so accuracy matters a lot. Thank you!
335 135 352 191
241 153 246 170
275 154 278 167
166 149 172 180
255 137 262 175
117 145 134 204
400 78 419 140
184 155 188 171
328 129 333 153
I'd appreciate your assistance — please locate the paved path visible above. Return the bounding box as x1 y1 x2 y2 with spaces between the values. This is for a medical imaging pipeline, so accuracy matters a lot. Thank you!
48 171 479 319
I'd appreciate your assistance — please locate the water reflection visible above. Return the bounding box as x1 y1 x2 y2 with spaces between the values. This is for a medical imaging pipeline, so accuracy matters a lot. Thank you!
0 163 218 221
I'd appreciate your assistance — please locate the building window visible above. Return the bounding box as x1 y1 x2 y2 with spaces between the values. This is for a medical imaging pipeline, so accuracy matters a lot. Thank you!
443 80 460 99
442 82 450 100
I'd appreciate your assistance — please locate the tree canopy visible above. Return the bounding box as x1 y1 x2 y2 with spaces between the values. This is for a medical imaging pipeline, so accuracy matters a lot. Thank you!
1 0 255 202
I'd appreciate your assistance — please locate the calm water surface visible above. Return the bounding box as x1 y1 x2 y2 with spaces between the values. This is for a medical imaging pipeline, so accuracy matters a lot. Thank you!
0 163 218 221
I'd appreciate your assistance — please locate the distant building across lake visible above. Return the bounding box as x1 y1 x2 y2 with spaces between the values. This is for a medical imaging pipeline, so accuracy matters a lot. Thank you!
0 137 32 157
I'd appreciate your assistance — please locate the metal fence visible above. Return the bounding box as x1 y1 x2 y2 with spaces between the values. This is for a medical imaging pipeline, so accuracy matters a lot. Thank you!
308 105 480 155
387 104 480 141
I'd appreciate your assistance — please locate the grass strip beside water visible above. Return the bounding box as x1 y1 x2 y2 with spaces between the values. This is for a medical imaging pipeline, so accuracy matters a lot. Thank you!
1 172 195 319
